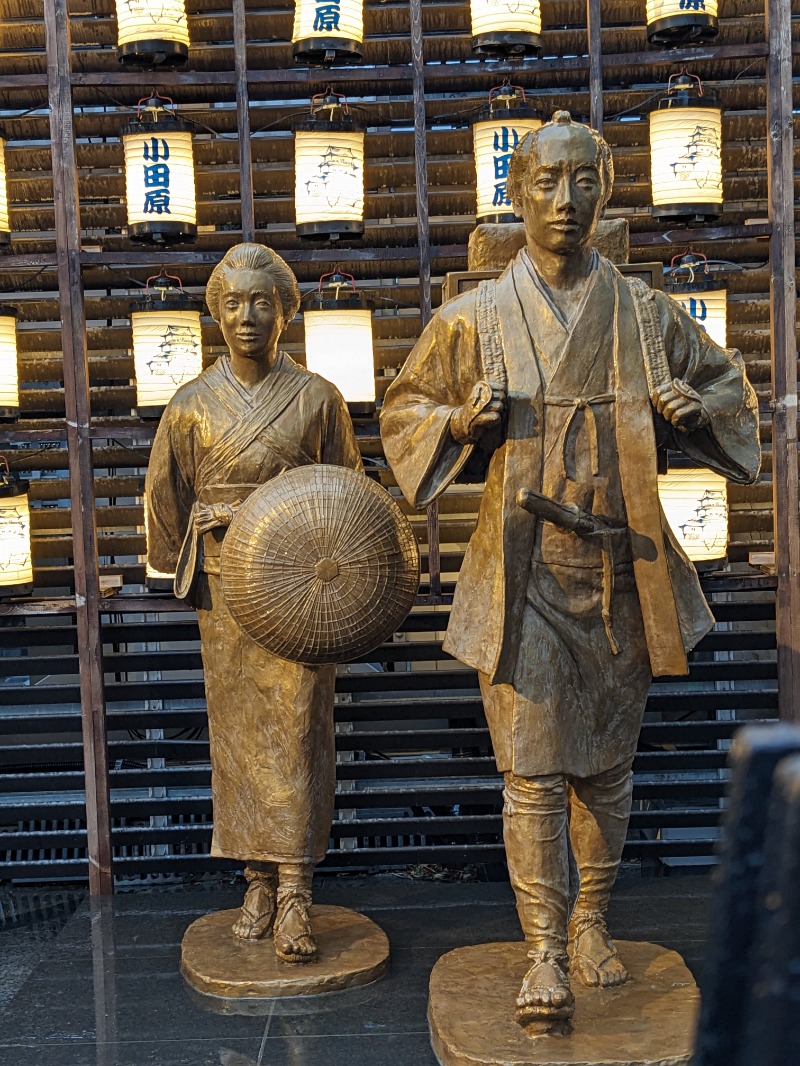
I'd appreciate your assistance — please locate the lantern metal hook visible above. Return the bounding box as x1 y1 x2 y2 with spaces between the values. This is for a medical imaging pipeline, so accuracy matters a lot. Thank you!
136 92 177 118
311 87 350 117
667 70 704 96
489 81 527 105
670 251 710 285
144 268 185 300
317 267 356 296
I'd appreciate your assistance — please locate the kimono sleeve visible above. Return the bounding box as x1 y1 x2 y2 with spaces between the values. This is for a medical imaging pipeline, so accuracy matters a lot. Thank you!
322 387 364 473
380 293 485 509
144 398 196 574
655 290 761 484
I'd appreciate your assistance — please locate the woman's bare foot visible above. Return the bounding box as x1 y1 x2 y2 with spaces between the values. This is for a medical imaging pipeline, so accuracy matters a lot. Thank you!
568 911 629 988
231 868 277 941
274 886 316 963
515 950 574 1034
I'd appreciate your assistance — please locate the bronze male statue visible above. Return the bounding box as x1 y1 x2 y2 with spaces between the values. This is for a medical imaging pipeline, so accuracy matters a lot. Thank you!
380 112 760 1033
146 243 362 964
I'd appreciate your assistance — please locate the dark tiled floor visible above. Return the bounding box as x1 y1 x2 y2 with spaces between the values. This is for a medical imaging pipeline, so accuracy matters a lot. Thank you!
0 871 713 1066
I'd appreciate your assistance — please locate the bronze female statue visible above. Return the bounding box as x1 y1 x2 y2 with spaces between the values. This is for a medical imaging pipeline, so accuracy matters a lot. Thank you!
146 243 362 964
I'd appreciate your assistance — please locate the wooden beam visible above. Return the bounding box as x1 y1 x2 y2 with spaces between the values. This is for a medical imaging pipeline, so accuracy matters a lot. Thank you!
766 0 800 722
43 0 113 894
232 0 255 242
586 0 603 133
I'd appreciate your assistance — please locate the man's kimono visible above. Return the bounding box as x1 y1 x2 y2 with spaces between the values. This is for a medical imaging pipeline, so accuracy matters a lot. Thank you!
146 352 362 863
380 250 760 779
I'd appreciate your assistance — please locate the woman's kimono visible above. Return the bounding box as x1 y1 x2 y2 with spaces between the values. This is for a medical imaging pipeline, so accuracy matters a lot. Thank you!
380 251 760 779
146 352 362 863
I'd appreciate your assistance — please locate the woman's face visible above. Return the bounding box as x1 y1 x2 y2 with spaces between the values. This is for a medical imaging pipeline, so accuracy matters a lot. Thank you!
218 267 284 361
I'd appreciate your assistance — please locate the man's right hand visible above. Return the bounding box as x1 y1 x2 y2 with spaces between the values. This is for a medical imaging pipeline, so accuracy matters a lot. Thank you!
450 381 504 444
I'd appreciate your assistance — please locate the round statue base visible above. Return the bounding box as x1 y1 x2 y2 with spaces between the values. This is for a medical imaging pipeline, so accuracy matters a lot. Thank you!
428 940 698 1066
181 905 389 1002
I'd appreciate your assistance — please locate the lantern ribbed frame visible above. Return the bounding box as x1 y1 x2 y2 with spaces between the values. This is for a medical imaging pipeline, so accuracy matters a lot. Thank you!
0 476 33 597
649 89 723 223
304 289 377 413
114 0 190 67
472 99 542 224
0 136 10 246
658 465 729 565
666 275 728 350
294 114 365 240
130 292 203 417
0 305 19 420
122 115 197 244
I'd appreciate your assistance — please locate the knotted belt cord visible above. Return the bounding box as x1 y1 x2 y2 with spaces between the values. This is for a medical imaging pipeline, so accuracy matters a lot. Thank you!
543 392 620 654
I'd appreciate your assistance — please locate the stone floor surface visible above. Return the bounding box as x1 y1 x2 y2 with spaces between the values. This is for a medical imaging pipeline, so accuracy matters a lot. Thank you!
0 871 712 1066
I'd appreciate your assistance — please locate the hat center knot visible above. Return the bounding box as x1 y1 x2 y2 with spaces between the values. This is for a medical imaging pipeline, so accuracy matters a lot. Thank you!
315 557 340 582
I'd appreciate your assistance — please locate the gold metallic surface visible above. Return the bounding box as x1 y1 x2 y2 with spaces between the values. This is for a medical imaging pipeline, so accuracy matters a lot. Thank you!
380 115 760 1033
428 940 698 1066
181 905 390 1000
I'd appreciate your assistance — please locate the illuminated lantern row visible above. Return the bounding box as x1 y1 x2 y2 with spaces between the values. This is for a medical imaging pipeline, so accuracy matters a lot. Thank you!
658 465 728 565
471 0 541 59
649 74 723 224
0 463 33 597
303 269 376 415
646 0 718 48
142 492 174 591
665 254 727 349
0 306 19 420
294 91 364 241
292 0 364 67
472 84 542 224
130 273 203 417
123 96 197 245
115 0 189 68
0 134 9 246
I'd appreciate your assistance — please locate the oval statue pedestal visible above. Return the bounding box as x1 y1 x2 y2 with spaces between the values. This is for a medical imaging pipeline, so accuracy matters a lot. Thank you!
428 940 699 1066
181 904 389 1003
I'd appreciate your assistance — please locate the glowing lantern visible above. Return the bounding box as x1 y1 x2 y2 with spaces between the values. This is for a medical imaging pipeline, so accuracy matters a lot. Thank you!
0 306 19 420
292 0 363 66
658 465 728 564
130 273 203 417
123 95 197 244
472 84 542 224
0 463 33 597
471 0 541 58
0 135 10 246
294 90 365 241
115 0 190 67
649 74 723 224
646 0 718 47
665 254 727 349
142 492 174 591
303 269 376 414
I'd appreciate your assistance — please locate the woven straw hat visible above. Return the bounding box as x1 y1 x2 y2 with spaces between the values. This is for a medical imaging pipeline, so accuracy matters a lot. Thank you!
220 465 420 664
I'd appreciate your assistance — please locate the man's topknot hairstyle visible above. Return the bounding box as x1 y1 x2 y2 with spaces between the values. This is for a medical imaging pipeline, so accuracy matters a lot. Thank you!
206 242 301 324
507 110 614 210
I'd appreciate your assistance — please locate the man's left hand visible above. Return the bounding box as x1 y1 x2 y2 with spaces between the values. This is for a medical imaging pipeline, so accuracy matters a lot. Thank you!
652 379 710 434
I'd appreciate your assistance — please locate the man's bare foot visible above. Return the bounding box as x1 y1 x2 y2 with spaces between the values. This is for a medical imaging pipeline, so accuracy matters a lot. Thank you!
231 869 277 941
568 911 629 988
274 886 316 963
515 950 574 1035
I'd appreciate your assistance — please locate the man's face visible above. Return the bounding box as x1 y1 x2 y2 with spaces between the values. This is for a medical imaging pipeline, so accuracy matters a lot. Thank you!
515 125 604 256
218 267 284 361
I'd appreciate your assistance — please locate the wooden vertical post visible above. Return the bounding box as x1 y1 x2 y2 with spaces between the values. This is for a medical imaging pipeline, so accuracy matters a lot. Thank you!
766 0 800 722
232 0 256 242
586 0 603 133
44 0 113 893
409 0 440 598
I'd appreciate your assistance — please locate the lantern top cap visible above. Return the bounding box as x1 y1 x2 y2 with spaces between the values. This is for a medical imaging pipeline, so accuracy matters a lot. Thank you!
665 253 728 294
652 72 719 111
475 81 542 125
303 268 378 312
295 88 361 131
0 461 28 498
0 304 18 319
130 273 201 313
123 93 190 135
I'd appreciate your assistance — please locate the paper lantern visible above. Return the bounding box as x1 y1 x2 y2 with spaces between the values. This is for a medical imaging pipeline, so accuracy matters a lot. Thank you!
649 75 723 224
0 466 33 597
303 270 376 414
115 0 190 67
131 275 203 416
294 92 364 240
0 306 19 420
471 0 542 58
472 85 542 224
647 0 718 47
123 97 197 244
292 0 363 66
0 135 10 246
659 466 728 564
665 257 727 349
142 492 174 591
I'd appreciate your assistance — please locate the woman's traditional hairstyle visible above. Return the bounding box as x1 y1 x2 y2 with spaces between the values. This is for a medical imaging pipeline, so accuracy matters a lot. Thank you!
205 242 301 323
507 110 614 210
